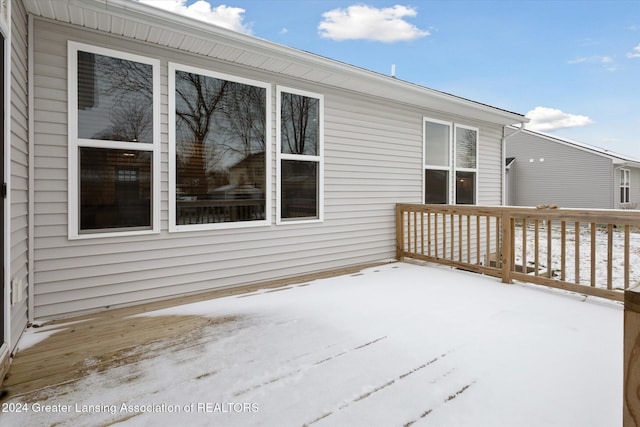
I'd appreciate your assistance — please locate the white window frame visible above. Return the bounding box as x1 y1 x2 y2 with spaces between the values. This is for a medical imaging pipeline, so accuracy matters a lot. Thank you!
621 168 631 204
168 63 272 232
423 117 452 204
67 42 160 239
276 86 324 224
423 117 479 205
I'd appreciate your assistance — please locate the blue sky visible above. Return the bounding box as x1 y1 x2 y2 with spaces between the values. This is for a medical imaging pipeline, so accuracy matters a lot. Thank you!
141 0 640 157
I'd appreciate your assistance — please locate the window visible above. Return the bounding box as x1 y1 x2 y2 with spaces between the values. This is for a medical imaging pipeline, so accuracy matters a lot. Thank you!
423 118 478 205
424 119 451 204
621 169 630 204
169 64 270 230
277 87 323 223
454 125 478 205
68 42 160 237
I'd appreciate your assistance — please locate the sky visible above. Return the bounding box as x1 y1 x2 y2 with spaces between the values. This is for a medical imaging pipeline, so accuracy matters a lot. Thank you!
139 0 640 158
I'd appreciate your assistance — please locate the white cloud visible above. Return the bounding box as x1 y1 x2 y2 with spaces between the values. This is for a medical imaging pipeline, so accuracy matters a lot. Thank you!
138 0 252 34
627 43 640 58
567 54 618 71
318 4 430 42
525 107 594 132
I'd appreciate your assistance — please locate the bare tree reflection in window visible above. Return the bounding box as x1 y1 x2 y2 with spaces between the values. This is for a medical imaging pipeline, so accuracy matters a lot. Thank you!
173 70 267 224
78 52 154 143
281 93 319 156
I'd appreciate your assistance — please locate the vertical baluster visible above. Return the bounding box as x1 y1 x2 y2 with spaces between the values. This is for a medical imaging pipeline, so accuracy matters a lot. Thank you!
467 215 471 264
547 219 552 278
421 212 425 255
476 215 481 265
625 225 631 289
413 211 418 255
575 221 581 284
522 218 527 273
435 213 439 259
427 212 432 257
607 224 613 290
591 223 596 287
496 215 501 267
560 221 566 281
443 214 447 259
485 216 490 266
534 219 540 276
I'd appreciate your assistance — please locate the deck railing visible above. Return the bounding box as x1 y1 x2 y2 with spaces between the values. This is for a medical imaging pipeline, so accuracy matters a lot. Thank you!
396 203 640 302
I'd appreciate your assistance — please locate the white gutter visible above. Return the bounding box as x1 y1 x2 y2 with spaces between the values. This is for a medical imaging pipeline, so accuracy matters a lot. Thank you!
502 123 527 206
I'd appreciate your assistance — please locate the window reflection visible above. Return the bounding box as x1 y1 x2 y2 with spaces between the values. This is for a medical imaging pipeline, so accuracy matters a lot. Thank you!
425 169 448 204
77 51 153 143
456 128 477 169
174 70 267 225
80 148 152 230
456 171 476 205
281 160 318 219
280 93 319 156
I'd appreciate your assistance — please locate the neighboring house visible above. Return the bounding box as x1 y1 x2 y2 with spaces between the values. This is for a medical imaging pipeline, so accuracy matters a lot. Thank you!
1 0 527 377
506 127 640 209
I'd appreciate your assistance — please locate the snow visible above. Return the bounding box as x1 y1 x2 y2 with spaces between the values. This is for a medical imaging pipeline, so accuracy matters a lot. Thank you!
2 262 622 426
514 222 640 289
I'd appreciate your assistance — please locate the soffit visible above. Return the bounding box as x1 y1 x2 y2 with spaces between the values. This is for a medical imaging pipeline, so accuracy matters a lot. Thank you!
23 0 526 126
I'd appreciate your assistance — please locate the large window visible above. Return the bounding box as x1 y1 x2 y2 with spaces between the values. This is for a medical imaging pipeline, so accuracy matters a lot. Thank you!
68 43 160 237
424 118 478 205
169 64 270 230
621 169 630 204
277 87 323 223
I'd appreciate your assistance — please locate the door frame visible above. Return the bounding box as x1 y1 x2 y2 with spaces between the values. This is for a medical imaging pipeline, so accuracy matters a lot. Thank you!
1 1 11 358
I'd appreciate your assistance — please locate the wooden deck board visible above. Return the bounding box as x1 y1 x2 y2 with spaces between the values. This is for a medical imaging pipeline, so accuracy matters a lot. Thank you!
1 262 386 401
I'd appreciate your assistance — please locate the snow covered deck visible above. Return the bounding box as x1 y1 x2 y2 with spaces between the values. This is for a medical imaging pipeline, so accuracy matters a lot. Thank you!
1 262 622 426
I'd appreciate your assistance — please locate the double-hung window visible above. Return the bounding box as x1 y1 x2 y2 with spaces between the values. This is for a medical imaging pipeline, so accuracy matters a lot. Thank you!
621 169 630 204
169 64 270 231
423 118 478 204
277 87 323 223
68 42 160 238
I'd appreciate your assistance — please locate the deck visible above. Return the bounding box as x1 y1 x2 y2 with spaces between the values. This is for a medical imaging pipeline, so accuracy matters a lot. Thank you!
0 262 623 426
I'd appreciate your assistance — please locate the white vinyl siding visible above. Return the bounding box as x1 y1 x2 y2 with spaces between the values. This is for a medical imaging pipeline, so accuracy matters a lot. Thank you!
31 18 508 320
9 0 29 349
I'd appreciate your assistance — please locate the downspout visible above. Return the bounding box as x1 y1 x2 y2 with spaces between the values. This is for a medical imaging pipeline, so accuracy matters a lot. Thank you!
502 123 526 206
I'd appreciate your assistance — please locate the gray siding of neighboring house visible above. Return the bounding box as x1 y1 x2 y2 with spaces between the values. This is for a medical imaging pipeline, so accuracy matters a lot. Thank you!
506 131 612 209
632 168 640 208
9 0 29 348
32 18 507 320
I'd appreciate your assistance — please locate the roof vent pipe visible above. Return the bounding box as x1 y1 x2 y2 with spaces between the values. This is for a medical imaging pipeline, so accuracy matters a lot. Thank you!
391 64 396 78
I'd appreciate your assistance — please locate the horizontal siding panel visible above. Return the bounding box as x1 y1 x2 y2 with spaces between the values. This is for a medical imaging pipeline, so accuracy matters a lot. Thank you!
506 131 612 208
10 0 30 350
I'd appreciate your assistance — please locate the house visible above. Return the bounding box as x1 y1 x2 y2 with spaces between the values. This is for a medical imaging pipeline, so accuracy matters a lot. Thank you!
505 127 640 209
1 0 527 378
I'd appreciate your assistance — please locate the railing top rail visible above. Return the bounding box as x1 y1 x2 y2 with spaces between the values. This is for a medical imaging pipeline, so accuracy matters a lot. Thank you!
396 203 640 225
